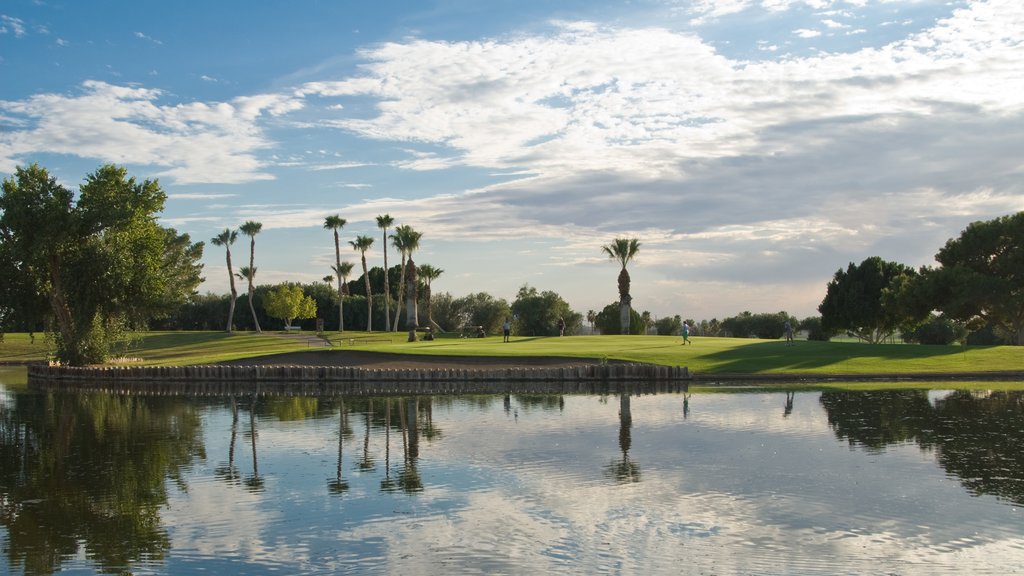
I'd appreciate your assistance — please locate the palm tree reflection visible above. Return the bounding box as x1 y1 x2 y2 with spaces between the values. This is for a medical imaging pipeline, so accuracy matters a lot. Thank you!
359 399 375 473
244 395 264 492
328 399 349 495
605 393 641 483
214 397 241 486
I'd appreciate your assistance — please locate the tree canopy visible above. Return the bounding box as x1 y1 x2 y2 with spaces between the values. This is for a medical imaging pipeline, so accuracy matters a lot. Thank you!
511 284 581 336
925 212 1024 345
263 284 317 329
0 163 204 364
818 256 918 344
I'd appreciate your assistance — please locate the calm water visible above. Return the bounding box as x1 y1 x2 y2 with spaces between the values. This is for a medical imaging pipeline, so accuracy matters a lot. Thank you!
2 367 1023 575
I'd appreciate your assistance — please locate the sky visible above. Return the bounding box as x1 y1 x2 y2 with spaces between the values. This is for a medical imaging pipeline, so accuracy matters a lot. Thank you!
1 0 1022 322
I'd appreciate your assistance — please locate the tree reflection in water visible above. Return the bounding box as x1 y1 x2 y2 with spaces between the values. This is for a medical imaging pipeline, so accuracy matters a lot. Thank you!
0 392 203 575
328 398 349 495
214 396 241 486
820 390 1024 505
605 393 641 483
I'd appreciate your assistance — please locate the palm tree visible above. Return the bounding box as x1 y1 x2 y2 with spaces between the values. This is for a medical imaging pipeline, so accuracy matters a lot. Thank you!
349 235 375 331
331 261 355 332
390 227 409 331
239 220 263 333
376 214 395 331
587 309 597 334
324 215 347 332
391 225 422 330
601 237 640 334
210 228 239 332
417 264 443 329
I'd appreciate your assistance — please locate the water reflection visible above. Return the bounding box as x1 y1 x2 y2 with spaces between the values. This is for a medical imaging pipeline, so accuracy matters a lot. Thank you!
605 394 641 483
821 389 1024 505
0 392 202 574
1 385 1024 574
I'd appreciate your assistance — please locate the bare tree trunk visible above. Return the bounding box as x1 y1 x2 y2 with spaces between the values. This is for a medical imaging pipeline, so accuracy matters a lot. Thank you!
405 257 419 329
393 253 407 331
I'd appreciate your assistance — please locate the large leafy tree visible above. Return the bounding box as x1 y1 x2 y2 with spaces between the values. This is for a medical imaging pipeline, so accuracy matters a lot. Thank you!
601 238 641 334
818 256 917 344
376 214 394 331
0 163 204 365
349 235 375 331
925 212 1024 345
239 220 263 333
511 284 582 336
210 228 239 332
263 283 317 329
324 215 347 333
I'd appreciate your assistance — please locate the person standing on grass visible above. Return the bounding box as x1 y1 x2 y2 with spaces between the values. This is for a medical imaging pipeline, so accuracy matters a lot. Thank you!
784 320 795 346
557 316 566 337
681 321 691 345
503 318 512 342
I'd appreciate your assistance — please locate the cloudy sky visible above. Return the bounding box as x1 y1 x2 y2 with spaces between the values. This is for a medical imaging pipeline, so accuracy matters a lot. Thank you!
2 0 1022 321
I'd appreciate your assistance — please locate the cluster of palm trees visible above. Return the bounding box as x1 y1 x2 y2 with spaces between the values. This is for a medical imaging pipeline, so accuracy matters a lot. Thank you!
212 220 638 335
211 216 445 334
211 220 264 334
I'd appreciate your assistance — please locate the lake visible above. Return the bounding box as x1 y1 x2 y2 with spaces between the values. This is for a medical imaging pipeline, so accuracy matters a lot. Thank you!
2 367 1023 575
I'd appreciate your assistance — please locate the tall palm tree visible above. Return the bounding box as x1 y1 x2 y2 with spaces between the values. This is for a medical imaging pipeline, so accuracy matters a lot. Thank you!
331 261 355 332
210 228 239 332
391 225 422 330
417 264 443 329
601 237 640 334
390 227 409 331
324 215 347 333
239 220 263 333
376 214 395 331
349 235 375 331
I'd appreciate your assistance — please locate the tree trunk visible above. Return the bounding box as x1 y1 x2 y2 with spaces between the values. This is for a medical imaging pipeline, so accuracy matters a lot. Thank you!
248 237 261 333
405 257 418 329
382 232 391 332
226 247 237 332
617 268 631 334
334 230 343 332
394 253 407 331
362 254 372 332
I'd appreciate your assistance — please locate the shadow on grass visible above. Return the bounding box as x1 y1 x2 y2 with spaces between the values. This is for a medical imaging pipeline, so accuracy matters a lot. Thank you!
694 340 975 373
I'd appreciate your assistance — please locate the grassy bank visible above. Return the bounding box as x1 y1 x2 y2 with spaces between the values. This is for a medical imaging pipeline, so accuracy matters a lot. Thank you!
2 330 1020 377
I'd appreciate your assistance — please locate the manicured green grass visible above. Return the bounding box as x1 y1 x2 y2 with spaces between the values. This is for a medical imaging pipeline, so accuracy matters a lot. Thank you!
334 333 1022 376
2 331 1021 376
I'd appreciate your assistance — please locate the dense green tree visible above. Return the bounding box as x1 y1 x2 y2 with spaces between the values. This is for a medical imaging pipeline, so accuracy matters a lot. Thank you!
324 215 347 333
818 256 918 344
799 316 833 341
601 238 641 334
239 220 263 333
902 314 968 345
654 314 682 336
594 302 644 335
0 164 204 364
511 284 582 336
263 283 317 329
721 311 797 339
925 212 1024 345
453 292 511 335
349 235 375 331
210 228 239 332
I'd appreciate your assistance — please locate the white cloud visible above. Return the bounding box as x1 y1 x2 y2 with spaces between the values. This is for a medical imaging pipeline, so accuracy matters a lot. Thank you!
0 15 26 37
793 27 823 37
0 81 304 184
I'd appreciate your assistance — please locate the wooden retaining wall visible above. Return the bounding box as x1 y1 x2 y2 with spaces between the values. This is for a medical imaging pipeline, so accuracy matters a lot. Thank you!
27 363 691 397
